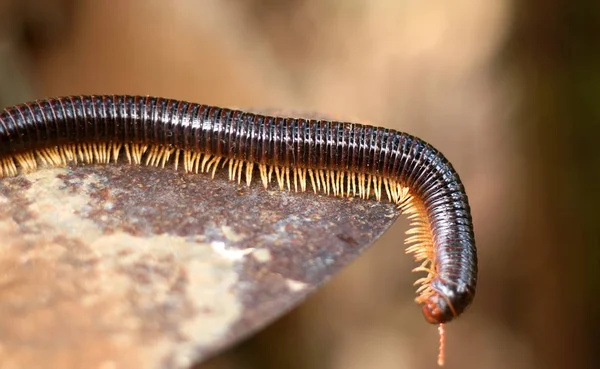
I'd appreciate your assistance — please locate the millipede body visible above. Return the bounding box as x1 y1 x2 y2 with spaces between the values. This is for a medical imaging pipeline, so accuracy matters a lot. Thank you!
0 95 477 365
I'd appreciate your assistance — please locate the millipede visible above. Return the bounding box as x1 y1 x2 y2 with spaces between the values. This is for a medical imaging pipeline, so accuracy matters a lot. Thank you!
0 95 477 366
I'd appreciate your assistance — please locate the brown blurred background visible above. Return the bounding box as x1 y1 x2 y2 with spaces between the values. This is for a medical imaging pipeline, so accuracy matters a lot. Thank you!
0 0 595 368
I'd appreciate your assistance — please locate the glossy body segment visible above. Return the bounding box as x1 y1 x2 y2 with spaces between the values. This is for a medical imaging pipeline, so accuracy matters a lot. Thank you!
0 95 477 326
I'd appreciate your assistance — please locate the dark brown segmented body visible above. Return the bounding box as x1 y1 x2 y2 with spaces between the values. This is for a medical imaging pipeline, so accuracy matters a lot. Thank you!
0 95 477 324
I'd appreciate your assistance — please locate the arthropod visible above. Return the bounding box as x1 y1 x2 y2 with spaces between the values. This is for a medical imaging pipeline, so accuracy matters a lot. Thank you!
0 95 477 365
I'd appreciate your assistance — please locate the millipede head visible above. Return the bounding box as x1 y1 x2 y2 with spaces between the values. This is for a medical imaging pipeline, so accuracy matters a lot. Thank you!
421 279 475 324
422 294 456 324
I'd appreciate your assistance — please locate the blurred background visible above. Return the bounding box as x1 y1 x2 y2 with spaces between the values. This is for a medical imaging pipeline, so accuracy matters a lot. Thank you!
0 0 595 368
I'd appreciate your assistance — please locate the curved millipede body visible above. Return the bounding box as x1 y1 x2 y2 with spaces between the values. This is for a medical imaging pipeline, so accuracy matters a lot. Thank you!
0 95 477 365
